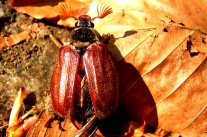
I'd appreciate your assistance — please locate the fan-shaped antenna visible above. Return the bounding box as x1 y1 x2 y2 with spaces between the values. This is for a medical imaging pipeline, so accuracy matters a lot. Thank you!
56 2 78 20
92 5 113 20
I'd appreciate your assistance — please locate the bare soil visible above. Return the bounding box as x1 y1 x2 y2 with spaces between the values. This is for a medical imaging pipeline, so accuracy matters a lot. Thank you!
0 1 71 136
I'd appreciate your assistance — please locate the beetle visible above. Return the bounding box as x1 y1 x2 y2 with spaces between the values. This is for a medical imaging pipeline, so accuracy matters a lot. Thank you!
50 5 119 136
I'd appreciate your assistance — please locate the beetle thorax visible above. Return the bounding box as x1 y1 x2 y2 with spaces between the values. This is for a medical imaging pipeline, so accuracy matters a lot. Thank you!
68 16 101 54
69 28 100 54
68 15 100 43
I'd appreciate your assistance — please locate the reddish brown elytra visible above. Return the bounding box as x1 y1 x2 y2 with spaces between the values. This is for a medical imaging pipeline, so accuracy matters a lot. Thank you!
51 4 118 136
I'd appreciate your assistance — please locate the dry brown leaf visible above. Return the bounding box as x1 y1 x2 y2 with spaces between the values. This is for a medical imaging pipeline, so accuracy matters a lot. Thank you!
4 88 38 137
0 23 43 49
105 1 207 137
0 32 30 50
7 0 207 136
26 110 78 137
7 0 93 27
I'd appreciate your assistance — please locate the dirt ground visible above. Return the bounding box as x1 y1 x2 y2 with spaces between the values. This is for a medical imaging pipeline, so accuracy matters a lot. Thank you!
0 1 72 136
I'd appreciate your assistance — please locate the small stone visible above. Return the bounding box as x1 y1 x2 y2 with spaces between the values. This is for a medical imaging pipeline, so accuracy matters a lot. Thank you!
0 8 5 18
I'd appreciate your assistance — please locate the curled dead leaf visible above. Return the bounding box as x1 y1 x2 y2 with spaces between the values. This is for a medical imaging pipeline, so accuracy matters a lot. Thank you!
2 87 38 137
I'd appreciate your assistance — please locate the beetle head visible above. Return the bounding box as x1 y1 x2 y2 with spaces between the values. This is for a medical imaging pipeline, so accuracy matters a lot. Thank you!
75 15 94 28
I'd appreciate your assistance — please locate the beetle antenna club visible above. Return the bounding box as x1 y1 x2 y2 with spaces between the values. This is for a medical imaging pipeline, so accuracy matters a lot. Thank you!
92 4 113 20
56 2 78 20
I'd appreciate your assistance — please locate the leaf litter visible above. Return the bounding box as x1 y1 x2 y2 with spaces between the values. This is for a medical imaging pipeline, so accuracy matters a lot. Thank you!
1 0 207 136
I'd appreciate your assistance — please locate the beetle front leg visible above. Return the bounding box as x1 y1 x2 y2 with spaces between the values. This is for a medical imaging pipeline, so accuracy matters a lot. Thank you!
74 115 103 137
73 76 102 137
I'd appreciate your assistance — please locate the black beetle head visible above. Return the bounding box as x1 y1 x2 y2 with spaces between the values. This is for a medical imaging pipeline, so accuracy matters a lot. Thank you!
75 15 94 28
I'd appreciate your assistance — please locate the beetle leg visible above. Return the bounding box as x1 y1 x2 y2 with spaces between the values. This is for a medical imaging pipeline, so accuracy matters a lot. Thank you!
49 34 62 48
74 115 103 137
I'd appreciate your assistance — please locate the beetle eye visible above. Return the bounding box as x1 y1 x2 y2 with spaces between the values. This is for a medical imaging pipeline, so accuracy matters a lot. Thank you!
91 22 94 28
75 22 78 27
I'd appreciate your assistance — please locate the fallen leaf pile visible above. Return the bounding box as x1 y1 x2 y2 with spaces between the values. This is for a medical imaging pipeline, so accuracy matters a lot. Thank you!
3 0 207 136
